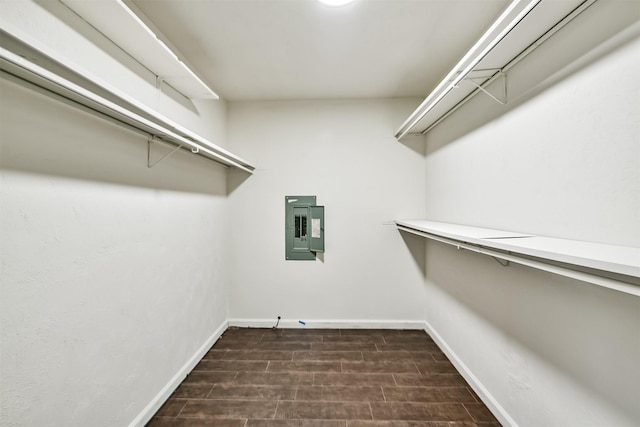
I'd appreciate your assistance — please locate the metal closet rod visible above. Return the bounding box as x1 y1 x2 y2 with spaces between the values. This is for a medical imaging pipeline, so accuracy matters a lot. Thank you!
394 0 542 139
396 0 597 139
0 46 254 173
419 0 597 135
396 225 640 297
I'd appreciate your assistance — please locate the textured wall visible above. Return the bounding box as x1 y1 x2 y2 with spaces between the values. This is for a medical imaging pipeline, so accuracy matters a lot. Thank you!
422 6 640 426
0 1 231 425
226 98 427 325
0 73 229 427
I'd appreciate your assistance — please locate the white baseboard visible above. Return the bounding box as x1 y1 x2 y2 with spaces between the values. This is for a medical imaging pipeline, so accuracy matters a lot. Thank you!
227 318 426 330
424 320 517 427
128 319 229 427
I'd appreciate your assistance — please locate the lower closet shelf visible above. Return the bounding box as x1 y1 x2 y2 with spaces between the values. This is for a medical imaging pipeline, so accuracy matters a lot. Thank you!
396 220 640 296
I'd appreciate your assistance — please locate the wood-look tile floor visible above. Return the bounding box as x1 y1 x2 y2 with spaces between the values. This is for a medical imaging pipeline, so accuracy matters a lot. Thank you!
147 328 501 427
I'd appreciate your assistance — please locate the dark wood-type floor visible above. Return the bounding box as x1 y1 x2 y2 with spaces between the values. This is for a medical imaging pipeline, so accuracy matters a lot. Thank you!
147 328 501 427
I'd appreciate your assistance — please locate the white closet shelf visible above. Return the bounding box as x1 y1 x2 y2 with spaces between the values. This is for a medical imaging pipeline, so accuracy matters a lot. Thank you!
60 0 218 100
395 0 594 138
396 220 640 296
0 28 255 173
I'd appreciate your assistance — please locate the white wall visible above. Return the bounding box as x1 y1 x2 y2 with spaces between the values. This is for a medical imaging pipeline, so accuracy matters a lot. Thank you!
226 99 426 326
422 6 640 426
0 1 231 426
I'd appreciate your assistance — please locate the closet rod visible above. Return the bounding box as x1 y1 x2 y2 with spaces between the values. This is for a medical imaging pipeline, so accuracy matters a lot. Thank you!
395 0 542 139
0 46 254 173
419 0 597 135
396 225 640 297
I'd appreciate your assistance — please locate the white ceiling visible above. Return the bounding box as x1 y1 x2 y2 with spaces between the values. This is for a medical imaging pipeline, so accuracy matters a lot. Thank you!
131 0 510 101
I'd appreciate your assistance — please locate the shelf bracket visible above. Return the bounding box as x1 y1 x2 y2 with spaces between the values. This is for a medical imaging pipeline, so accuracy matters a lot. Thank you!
492 256 510 267
156 75 165 89
465 71 508 105
147 136 183 168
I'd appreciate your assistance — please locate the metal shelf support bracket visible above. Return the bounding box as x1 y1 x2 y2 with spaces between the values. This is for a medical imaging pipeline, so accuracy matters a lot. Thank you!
465 71 508 105
147 136 183 168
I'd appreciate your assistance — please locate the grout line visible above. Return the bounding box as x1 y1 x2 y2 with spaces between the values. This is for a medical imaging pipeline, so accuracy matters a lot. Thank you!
467 386 480 403
173 399 188 418
380 385 387 402
204 384 215 399
461 402 477 423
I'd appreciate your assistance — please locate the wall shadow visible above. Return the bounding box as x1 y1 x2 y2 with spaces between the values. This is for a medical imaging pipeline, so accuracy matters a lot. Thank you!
227 167 253 195
399 230 427 280
397 134 426 157
1 73 226 196
426 240 639 424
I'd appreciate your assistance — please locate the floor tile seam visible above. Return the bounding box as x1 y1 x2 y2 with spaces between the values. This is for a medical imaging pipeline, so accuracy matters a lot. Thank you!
412 360 421 375
287 420 352 425
192 369 269 373
466 387 480 403
173 398 189 418
184 396 475 404
203 383 216 399
269 399 373 402
459 401 479 423
174 414 254 420
172 397 288 402
316 372 395 375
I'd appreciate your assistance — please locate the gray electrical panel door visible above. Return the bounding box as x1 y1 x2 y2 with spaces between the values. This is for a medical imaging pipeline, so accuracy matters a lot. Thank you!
285 195 324 260
309 205 324 253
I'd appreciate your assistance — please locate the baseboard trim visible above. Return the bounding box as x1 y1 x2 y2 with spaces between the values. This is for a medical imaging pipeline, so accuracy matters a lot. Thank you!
227 318 426 330
128 319 229 427
424 320 517 427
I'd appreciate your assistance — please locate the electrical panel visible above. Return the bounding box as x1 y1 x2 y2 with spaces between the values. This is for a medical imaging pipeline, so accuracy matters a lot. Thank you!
285 196 324 260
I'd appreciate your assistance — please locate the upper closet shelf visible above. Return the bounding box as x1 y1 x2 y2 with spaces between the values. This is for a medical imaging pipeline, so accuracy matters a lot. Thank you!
61 0 218 100
396 220 640 296
0 28 254 173
395 0 595 139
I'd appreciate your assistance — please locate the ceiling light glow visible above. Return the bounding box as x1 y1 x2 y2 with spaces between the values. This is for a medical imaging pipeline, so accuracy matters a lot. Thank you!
318 0 357 6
